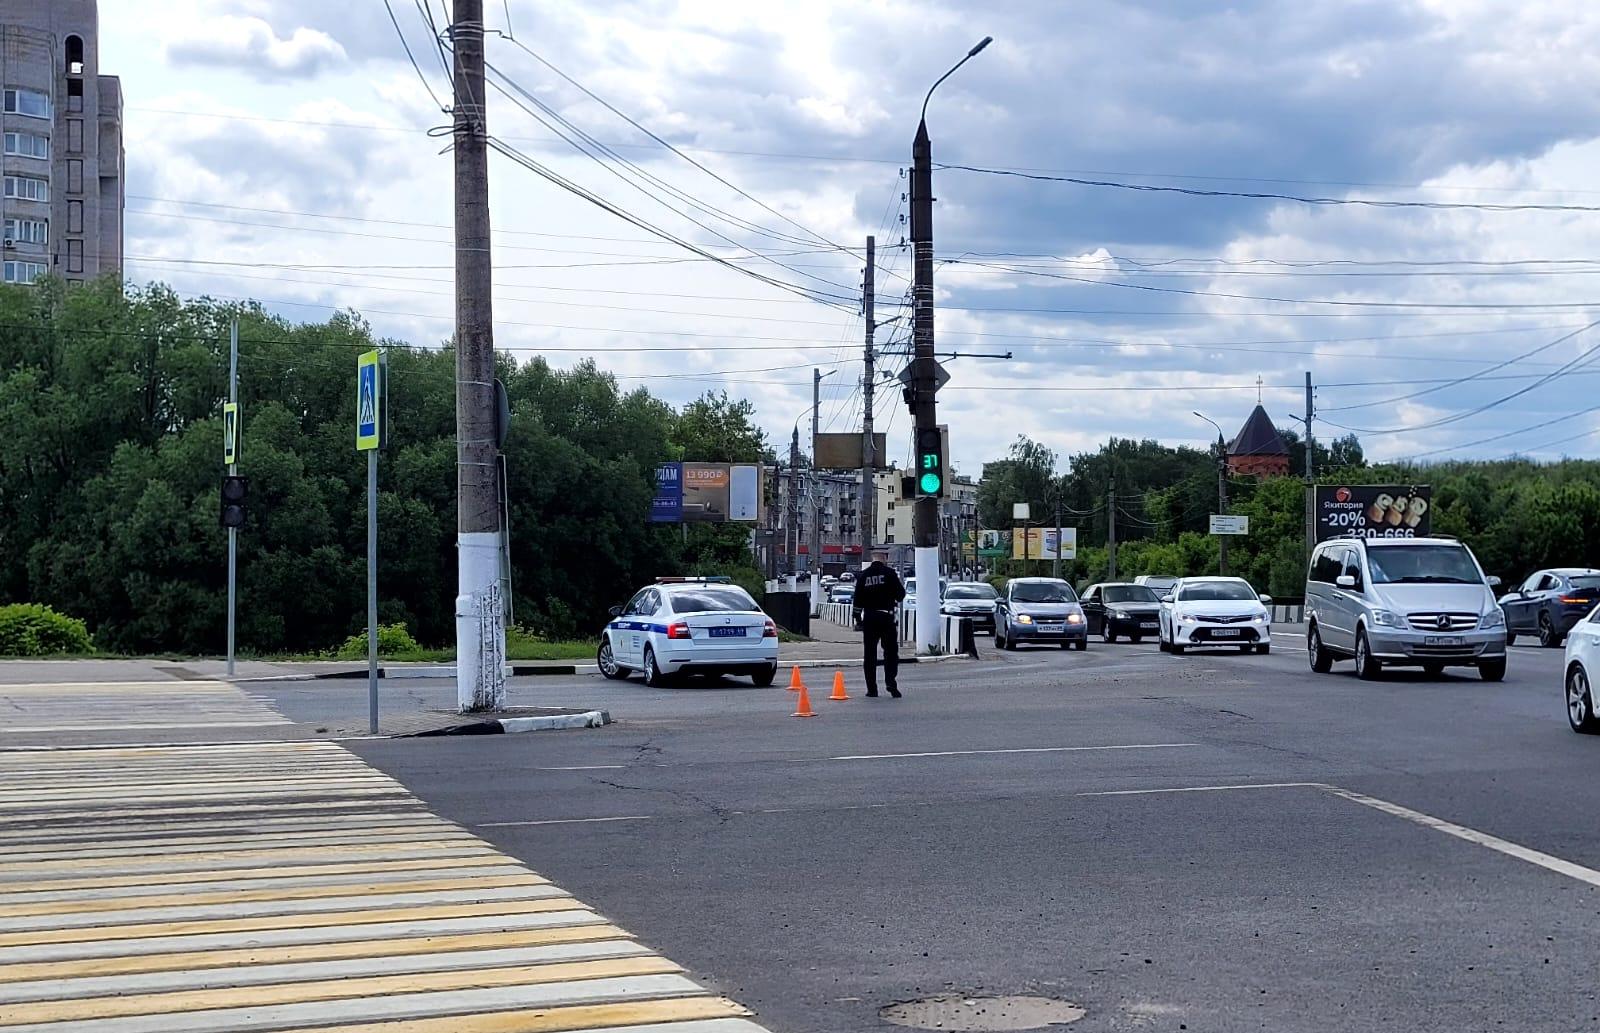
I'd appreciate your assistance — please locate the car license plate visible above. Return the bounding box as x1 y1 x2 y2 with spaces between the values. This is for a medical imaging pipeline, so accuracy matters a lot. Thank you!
1424 635 1462 647
1037 624 1063 633
1211 628 1241 637
1140 622 1158 629
708 627 745 638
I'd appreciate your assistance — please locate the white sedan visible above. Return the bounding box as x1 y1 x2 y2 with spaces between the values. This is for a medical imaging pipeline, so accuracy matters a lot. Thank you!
597 579 779 687
1564 605 1600 733
1158 576 1273 655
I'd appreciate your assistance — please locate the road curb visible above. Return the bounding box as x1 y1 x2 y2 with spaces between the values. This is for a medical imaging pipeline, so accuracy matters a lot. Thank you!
239 654 968 684
411 709 613 736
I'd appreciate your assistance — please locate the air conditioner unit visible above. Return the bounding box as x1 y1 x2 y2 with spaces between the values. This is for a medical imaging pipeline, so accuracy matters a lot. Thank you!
2 239 13 248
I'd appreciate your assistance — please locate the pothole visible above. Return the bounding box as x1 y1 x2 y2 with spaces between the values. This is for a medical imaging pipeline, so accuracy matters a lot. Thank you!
880 994 1086 1031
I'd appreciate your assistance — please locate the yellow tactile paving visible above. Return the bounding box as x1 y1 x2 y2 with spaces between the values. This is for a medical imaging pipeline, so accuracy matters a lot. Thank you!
0 742 772 1033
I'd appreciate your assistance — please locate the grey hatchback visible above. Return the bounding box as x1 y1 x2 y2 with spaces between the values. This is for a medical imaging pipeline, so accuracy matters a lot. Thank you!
995 577 1088 651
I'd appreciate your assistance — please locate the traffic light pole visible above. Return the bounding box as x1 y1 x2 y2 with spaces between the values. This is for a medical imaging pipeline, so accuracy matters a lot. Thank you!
910 118 940 654
226 318 238 678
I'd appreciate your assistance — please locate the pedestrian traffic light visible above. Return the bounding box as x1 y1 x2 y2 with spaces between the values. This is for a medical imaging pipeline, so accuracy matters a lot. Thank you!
916 427 944 497
220 475 249 529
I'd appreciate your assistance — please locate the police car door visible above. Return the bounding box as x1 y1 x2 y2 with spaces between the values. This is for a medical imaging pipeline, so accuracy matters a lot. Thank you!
617 589 652 667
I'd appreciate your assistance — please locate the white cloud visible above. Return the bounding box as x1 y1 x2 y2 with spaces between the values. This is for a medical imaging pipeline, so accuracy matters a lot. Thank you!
166 16 347 80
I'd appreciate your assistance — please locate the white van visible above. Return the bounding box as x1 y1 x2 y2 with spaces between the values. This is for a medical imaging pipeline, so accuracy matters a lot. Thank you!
1305 536 1506 681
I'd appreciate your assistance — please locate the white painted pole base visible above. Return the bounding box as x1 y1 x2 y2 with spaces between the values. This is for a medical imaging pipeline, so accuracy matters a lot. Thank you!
914 546 940 654
456 531 505 712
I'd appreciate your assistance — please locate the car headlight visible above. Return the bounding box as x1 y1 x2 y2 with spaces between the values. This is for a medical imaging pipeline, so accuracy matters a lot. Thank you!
1067 613 1083 624
1371 610 1403 628
1480 609 1506 630
1015 614 1034 625
1251 612 1267 624
1112 610 1130 621
1179 613 1198 624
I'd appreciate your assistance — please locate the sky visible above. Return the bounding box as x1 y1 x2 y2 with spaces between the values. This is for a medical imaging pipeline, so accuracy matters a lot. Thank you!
99 0 1600 476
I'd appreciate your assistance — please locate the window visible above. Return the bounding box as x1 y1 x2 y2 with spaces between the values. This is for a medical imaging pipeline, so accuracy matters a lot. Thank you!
66 239 82 273
3 218 47 246
1012 581 1077 603
1366 544 1481 585
3 132 49 159
67 119 82 153
1310 546 1343 584
2 175 47 202
66 201 82 234
66 36 85 75
67 160 82 193
1102 585 1159 603
3 261 46 284
3 88 50 120
1537 573 1559 592
666 587 757 613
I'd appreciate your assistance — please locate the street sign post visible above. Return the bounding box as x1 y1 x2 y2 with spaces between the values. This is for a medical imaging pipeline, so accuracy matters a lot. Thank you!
1209 514 1250 535
356 350 383 734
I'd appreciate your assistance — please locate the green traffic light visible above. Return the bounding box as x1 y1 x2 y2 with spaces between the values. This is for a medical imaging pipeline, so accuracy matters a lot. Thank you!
920 472 942 494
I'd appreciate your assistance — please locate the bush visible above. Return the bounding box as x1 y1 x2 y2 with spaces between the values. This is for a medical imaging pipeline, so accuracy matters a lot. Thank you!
0 604 94 656
334 623 420 660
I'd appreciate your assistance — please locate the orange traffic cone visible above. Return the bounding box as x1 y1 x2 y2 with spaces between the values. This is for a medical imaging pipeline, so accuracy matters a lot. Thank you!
792 682 817 718
828 671 849 701
788 665 804 692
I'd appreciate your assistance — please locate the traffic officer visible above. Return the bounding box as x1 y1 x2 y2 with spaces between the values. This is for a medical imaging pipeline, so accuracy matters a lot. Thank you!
854 548 906 698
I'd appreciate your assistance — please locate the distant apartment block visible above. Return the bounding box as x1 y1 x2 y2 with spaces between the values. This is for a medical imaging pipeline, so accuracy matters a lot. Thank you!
1 0 123 285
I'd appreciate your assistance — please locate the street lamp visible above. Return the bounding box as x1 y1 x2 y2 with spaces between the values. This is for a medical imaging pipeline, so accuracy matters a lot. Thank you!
1193 411 1229 576
909 35 991 654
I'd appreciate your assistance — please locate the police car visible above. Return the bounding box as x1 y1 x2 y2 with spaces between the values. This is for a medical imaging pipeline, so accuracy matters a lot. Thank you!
597 578 780 687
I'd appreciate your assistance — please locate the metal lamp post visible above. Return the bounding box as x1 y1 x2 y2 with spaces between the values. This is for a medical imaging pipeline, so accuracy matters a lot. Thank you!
1193 411 1229 576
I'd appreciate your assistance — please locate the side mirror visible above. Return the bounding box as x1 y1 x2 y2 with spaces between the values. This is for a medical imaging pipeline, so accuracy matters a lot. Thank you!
1259 594 1273 605
1487 576 1502 589
607 605 623 618
1160 593 1174 603
1336 575 1357 589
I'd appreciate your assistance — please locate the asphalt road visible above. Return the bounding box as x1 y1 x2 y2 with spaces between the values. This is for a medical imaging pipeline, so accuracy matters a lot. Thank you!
352 635 1598 1033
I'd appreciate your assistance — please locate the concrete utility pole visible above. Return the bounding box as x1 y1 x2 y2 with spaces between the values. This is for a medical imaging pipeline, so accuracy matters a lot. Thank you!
1052 492 1062 579
1107 478 1117 581
452 0 504 712
860 235 875 569
788 426 800 578
226 318 238 678
1304 371 1316 560
1194 411 1228 576
811 368 824 579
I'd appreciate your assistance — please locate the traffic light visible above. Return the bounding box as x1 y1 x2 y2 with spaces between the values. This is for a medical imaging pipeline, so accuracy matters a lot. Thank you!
220 475 249 529
916 426 944 497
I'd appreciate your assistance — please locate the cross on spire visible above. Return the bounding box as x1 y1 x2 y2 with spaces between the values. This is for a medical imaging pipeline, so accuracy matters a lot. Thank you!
1256 375 1264 404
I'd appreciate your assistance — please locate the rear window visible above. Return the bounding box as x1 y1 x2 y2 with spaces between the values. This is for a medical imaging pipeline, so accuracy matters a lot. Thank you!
1570 576 1600 589
668 588 758 613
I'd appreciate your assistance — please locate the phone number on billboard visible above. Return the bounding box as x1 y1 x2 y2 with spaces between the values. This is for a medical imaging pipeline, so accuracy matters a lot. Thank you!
1326 526 1421 539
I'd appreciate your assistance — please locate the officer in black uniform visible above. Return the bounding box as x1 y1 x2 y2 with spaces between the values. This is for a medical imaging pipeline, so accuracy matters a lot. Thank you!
854 549 906 698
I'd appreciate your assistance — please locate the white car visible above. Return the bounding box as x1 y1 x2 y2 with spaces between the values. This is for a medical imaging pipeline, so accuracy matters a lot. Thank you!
1158 576 1273 655
1564 605 1600 733
597 578 779 687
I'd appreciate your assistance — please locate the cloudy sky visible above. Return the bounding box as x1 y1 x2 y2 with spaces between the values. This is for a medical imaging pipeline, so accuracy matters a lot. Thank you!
102 0 1600 476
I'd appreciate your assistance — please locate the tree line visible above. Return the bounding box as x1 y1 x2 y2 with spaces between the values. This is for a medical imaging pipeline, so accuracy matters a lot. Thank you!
977 433 1600 600
0 279 767 655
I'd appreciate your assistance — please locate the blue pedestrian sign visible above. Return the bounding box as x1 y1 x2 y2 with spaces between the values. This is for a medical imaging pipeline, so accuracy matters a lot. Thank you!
356 350 381 451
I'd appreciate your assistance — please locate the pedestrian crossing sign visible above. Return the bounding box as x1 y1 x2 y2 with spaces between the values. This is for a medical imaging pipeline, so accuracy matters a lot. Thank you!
356 350 381 451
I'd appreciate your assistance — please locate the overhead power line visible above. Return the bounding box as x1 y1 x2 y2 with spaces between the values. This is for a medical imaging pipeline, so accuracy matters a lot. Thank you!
937 164 1600 214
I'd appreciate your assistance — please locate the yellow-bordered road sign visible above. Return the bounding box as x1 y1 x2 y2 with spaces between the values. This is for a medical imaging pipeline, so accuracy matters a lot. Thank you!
356 350 381 451
222 402 240 465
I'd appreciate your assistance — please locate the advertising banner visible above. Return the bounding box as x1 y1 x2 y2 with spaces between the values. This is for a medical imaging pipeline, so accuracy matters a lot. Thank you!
1315 485 1432 542
682 463 732 523
728 464 762 521
1012 527 1078 561
649 462 682 523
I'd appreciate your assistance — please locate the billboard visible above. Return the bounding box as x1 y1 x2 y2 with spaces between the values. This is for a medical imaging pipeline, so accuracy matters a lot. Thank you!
1315 485 1431 542
814 432 890 470
651 462 763 523
1012 526 1078 561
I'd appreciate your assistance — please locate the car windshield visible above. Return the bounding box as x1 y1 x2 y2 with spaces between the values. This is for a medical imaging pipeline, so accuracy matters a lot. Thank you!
1367 545 1481 585
669 587 757 613
1012 582 1076 603
946 584 997 600
1178 582 1256 602
1103 585 1159 604
1569 575 1600 590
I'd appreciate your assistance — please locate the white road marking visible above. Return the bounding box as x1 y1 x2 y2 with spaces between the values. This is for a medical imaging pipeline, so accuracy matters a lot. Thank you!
1077 782 1327 797
1325 787 1600 889
538 765 628 771
825 743 1202 761
479 815 655 828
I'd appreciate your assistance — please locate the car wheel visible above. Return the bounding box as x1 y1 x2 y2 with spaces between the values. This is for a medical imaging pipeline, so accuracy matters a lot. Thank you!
641 646 669 687
1505 632 1517 647
1307 624 1334 674
1131 634 1143 644
1423 662 1445 678
1478 657 1507 682
1567 664 1600 733
752 664 777 688
1170 641 1185 655
1355 629 1382 681
1539 613 1564 648
999 626 1015 651
597 637 630 680
1256 644 1271 655
1103 627 1117 644
1238 644 1251 653
1073 638 1087 651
